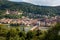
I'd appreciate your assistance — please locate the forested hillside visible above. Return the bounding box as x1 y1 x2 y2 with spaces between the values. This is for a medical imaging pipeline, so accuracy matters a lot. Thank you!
0 0 60 18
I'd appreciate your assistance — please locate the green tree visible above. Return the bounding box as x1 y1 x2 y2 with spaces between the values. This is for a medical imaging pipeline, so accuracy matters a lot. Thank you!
26 31 34 40
18 31 25 39
44 23 60 40
0 26 8 37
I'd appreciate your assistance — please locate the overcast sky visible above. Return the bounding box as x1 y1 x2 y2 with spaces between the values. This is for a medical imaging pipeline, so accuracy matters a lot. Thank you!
9 0 60 6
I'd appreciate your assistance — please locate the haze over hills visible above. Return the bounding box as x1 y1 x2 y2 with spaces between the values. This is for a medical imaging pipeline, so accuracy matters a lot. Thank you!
9 0 60 6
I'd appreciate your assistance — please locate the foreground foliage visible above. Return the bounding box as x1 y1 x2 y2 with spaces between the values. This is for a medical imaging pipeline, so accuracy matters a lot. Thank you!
0 23 60 40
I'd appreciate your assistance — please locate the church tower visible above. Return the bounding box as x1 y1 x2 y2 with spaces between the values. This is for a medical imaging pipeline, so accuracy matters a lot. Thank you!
6 10 10 14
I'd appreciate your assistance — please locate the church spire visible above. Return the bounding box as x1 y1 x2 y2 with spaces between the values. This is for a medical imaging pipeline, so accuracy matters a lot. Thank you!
6 10 10 14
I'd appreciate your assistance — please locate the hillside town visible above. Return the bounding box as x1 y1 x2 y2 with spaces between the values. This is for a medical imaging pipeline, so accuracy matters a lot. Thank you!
0 7 59 31
0 10 60 28
0 15 60 27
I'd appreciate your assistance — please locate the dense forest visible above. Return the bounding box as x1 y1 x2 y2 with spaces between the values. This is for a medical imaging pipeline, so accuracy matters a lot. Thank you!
0 0 60 18
0 0 60 19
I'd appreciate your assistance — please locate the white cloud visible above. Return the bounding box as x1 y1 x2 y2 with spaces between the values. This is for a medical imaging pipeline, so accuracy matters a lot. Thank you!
9 0 23 2
9 0 60 6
